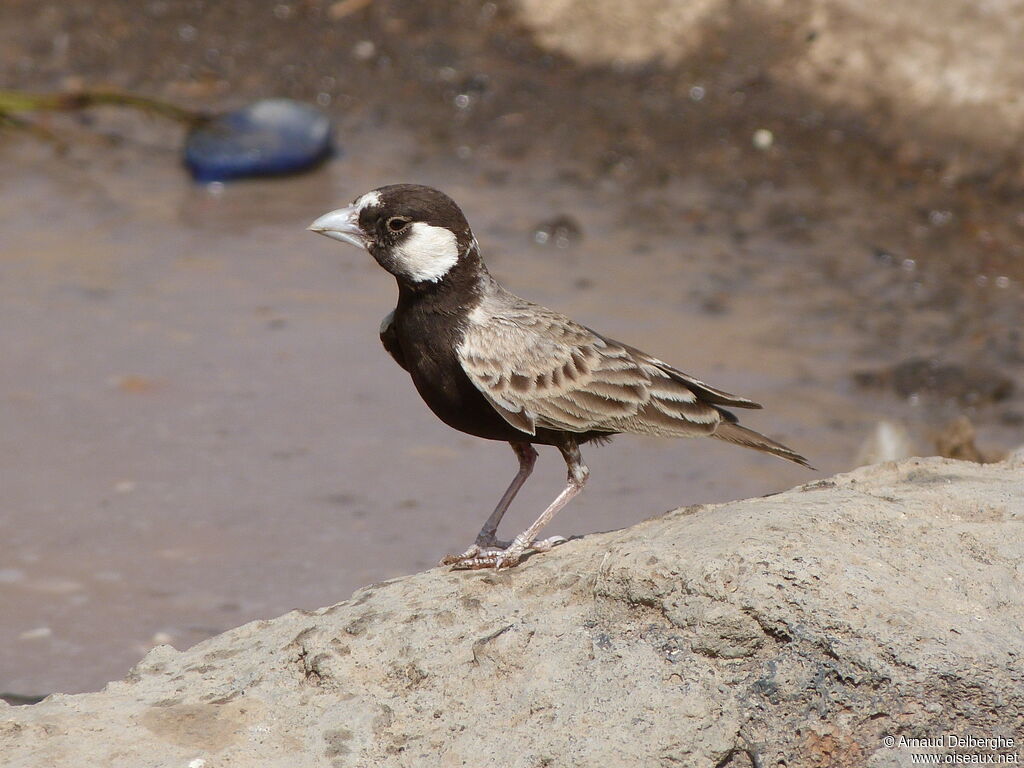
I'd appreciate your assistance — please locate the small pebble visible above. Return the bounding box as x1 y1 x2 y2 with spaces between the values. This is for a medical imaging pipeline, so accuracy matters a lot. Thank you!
532 215 583 249
752 129 774 150
19 627 52 641
352 40 376 60
854 421 914 467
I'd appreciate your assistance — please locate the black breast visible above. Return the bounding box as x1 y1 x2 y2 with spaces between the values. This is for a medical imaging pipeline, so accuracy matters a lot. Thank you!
390 293 529 443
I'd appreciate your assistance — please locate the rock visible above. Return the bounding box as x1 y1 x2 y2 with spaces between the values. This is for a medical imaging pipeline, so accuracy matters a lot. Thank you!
2 457 1023 767
934 415 1006 464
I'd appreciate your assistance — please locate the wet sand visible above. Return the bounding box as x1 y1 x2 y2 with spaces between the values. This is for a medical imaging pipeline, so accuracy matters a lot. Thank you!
3 129 1021 695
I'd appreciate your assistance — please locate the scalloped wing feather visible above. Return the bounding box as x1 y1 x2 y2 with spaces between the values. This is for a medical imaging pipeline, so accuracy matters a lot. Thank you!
457 295 727 438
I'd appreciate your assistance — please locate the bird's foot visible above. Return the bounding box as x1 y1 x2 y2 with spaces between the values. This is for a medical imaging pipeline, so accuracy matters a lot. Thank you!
439 534 510 564
440 534 567 570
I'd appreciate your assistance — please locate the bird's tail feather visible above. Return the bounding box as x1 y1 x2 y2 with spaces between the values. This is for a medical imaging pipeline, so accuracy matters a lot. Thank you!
712 422 812 468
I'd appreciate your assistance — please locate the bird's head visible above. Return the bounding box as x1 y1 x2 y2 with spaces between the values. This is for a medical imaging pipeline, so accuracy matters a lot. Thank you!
308 184 477 285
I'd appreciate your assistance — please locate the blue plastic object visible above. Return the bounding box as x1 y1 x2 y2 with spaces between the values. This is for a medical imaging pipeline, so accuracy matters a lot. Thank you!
184 98 333 182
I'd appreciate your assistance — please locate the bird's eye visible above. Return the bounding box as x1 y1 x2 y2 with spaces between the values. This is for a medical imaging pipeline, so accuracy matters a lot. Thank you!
387 216 411 233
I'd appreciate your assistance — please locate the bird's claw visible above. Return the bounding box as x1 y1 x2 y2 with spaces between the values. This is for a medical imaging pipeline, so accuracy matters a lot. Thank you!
440 535 568 570
531 534 568 552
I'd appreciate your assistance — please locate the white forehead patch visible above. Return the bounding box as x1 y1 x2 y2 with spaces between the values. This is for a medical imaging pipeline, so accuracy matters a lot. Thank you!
355 190 382 211
393 222 460 282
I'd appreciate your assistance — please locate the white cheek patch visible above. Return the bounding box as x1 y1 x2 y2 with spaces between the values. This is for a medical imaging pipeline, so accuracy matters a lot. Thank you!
393 222 460 282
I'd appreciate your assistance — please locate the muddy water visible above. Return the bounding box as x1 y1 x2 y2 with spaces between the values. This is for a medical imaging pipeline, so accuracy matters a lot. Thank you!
1 120 1021 696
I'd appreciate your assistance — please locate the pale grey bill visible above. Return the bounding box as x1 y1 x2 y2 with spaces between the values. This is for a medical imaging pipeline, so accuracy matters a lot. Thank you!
307 205 367 248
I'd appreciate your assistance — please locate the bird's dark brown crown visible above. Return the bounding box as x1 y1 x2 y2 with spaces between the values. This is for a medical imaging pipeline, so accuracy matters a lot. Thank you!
359 184 475 254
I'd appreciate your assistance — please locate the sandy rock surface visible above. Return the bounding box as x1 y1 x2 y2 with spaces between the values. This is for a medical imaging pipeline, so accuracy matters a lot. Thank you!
3 456 1023 767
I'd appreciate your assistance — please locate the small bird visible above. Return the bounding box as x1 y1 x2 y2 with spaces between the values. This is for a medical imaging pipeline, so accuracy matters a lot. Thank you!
309 184 809 570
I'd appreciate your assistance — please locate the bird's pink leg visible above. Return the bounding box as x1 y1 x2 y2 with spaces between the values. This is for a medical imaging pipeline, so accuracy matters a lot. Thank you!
444 441 587 570
441 442 537 565
475 442 538 548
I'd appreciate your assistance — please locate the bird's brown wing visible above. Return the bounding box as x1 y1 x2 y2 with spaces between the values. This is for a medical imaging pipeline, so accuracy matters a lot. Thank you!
457 298 725 438
611 340 763 409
